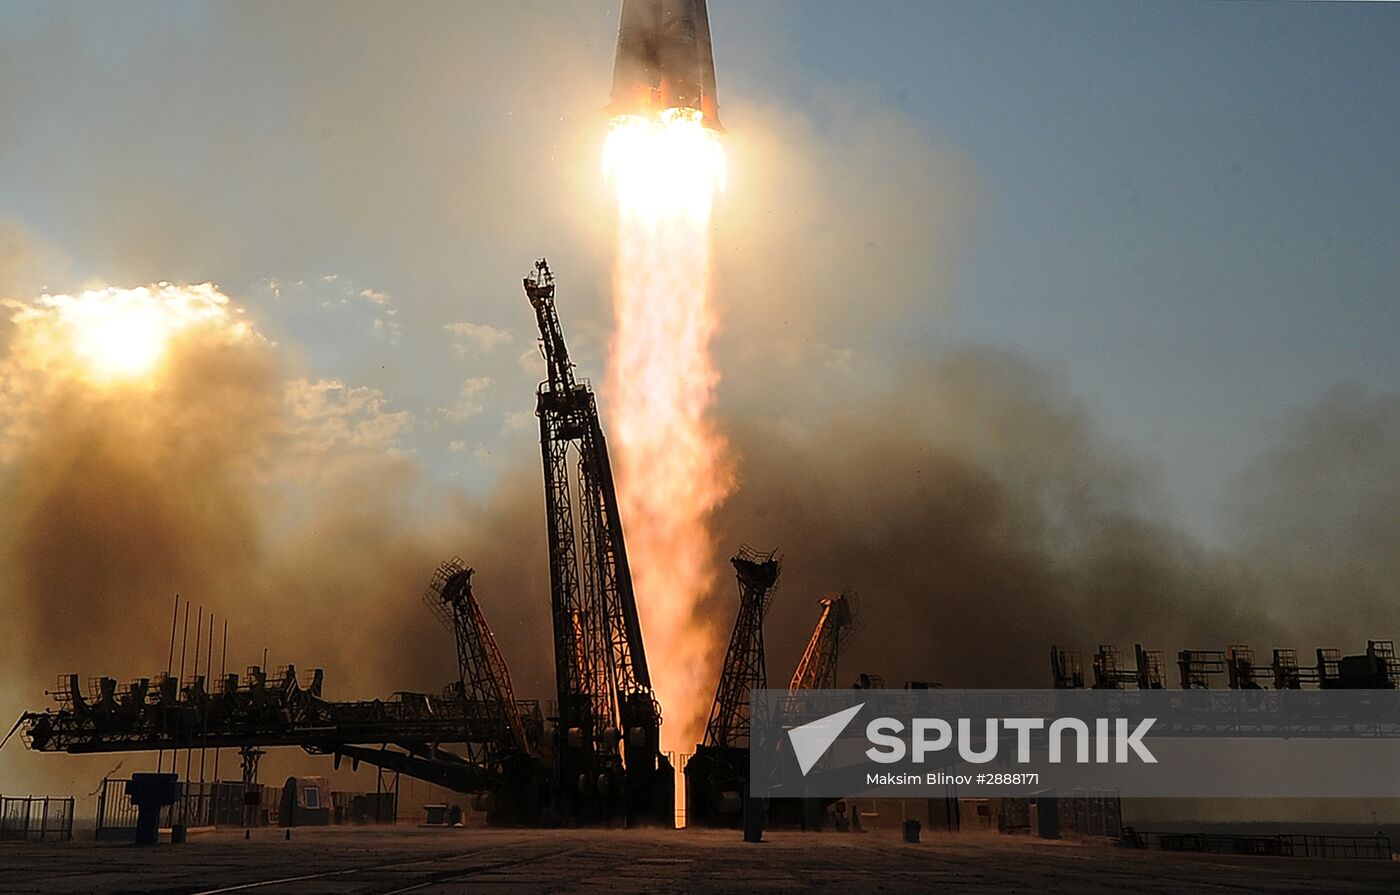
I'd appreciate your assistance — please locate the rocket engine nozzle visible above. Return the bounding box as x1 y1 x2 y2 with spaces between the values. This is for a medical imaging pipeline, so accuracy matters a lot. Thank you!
609 0 722 131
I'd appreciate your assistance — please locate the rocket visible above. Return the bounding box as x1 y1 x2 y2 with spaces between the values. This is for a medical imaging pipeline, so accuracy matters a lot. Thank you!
608 0 722 130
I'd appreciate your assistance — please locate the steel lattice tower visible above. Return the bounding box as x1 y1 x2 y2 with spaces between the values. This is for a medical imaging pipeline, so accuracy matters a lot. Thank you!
685 547 779 827
789 591 855 692
702 547 780 750
525 258 671 825
421 558 529 772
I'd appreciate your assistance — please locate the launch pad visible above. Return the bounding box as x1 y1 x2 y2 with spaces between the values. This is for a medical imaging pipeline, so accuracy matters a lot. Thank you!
7 258 881 836
12 261 679 829
0 826 1394 894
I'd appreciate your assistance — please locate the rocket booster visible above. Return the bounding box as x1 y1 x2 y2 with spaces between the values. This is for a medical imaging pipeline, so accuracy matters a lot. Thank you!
609 0 722 130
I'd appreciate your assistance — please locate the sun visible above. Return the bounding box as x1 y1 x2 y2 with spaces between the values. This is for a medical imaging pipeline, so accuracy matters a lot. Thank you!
69 301 170 380
30 283 238 385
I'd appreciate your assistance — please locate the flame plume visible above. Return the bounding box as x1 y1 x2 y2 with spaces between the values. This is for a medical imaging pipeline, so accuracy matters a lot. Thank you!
603 109 731 756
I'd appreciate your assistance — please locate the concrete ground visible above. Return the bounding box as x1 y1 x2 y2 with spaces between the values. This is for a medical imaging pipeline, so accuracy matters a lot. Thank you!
1 827 1397 894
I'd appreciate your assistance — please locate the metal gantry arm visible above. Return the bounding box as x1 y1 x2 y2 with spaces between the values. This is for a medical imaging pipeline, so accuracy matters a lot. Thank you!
20 668 508 755
685 546 780 827
421 559 532 767
526 258 670 826
703 547 780 750
789 590 855 692
525 259 576 394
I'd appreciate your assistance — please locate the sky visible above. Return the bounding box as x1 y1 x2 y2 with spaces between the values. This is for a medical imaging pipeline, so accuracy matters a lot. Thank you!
2 1 1400 795
775 0 1400 542
3 1 1395 544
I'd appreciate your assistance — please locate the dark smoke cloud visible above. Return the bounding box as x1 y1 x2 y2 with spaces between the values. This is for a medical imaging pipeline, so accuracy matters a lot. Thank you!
710 346 1275 689
1225 385 1400 646
0 281 479 791
0 317 470 693
4 337 278 676
446 341 1398 707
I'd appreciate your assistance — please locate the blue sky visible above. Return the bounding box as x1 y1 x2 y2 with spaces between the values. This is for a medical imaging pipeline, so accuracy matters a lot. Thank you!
743 0 1400 540
2 0 1397 545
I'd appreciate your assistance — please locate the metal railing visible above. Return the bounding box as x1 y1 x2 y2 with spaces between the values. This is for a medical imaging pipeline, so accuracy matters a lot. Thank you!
0 795 75 842
93 777 398 839
1134 830 1393 860
95 778 251 840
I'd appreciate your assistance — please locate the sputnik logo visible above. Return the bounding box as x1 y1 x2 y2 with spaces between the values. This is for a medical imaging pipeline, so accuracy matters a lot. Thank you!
788 703 864 776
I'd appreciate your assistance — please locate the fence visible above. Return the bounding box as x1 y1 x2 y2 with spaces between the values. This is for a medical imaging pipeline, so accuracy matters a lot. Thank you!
1064 789 1122 839
1133 830 1393 860
996 789 1122 839
0 796 75 842
94 777 398 840
95 779 250 841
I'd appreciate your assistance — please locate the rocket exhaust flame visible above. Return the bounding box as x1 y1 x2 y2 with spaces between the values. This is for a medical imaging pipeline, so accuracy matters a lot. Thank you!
604 107 730 757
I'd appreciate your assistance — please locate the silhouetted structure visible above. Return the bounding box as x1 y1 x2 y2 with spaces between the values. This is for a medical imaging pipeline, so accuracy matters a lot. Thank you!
1051 639 1400 690
526 258 672 826
320 559 543 822
1050 647 1085 689
771 588 856 831
1086 645 1166 689
19 259 687 828
685 547 780 827
789 591 855 692
423 560 532 773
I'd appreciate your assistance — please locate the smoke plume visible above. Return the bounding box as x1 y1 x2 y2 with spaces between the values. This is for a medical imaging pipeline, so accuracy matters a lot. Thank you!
0 280 470 790
0 7 1394 802
1 277 1395 794
712 347 1269 689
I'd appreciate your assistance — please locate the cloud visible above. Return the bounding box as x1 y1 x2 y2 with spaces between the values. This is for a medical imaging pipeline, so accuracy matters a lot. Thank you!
284 377 414 455
0 282 258 461
0 282 460 792
518 345 546 376
503 410 535 434
445 320 514 355
256 275 403 346
437 376 495 423
707 346 1258 690
1224 384 1400 643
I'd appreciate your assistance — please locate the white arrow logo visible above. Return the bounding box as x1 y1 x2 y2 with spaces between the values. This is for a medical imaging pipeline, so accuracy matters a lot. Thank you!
788 703 864 776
